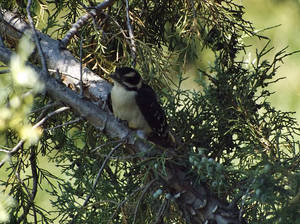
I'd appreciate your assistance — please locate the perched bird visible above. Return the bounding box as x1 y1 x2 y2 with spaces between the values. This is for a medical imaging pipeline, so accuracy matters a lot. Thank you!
109 67 175 147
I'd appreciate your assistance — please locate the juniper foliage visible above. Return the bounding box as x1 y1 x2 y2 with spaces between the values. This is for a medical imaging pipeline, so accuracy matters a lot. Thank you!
0 0 299 223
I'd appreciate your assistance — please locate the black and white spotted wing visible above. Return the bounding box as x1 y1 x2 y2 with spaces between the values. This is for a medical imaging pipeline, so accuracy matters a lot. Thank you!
135 83 168 137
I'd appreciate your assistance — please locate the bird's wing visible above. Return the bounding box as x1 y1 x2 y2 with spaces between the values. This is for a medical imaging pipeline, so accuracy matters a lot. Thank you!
135 84 168 137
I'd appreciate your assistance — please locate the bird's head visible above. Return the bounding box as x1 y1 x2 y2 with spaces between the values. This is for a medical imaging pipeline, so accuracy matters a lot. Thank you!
110 67 142 90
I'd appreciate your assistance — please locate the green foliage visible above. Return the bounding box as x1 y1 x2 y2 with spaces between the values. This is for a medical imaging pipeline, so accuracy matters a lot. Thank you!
0 32 43 139
164 43 300 222
0 0 299 224
0 32 45 223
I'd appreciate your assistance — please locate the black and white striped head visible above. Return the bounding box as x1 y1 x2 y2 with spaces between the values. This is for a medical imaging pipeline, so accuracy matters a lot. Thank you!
110 67 142 90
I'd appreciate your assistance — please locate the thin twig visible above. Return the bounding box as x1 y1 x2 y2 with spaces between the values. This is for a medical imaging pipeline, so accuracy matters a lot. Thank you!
30 102 60 114
95 154 141 161
0 140 25 169
133 179 157 224
100 12 134 55
33 106 70 128
91 139 122 153
79 32 84 96
60 0 116 47
189 0 196 18
125 0 137 67
44 117 82 131
108 185 144 222
26 0 48 74
15 169 38 224
0 69 10 74
70 142 123 223
0 36 4 47
154 199 168 224
0 107 70 169
29 146 38 223
86 142 123 204
0 149 10 153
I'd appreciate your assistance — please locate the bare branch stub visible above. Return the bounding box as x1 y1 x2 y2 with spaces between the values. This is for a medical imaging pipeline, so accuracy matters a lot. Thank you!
60 0 116 47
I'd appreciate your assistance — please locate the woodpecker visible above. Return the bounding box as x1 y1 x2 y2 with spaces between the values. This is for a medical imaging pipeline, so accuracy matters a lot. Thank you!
109 67 174 146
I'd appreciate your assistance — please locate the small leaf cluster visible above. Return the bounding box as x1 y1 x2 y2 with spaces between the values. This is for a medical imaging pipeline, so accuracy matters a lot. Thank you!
189 149 226 194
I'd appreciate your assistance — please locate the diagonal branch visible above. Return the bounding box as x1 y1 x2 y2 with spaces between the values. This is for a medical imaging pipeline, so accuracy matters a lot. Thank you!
0 106 70 169
60 0 116 47
0 8 112 102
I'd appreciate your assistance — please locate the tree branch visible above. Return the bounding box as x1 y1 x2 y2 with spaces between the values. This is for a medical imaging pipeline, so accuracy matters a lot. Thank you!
26 0 48 74
125 0 137 67
0 106 70 169
0 9 245 224
60 0 116 47
0 8 112 102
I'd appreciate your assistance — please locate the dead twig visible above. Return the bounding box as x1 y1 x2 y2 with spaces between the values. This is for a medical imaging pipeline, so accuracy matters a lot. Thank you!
33 106 70 128
0 106 70 169
91 139 122 153
60 0 116 47
125 0 137 67
0 140 25 169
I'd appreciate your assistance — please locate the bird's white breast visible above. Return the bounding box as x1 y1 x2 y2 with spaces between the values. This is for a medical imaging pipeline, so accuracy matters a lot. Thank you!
111 83 152 134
